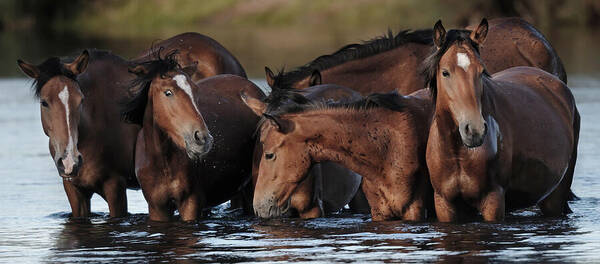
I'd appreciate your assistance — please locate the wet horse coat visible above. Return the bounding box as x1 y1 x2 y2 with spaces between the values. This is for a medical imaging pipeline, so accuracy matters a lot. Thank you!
246 89 434 221
424 19 579 222
271 17 566 95
123 53 264 221
134 32 246 82
17 50 140 217
249 73 369 218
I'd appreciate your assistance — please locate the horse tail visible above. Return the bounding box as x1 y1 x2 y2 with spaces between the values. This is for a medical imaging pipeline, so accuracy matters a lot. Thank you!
566 106 581 201
553 51 568 84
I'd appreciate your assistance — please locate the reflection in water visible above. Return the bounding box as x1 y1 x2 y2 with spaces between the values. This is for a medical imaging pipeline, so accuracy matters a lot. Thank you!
46 206 595 263
1 79 600 262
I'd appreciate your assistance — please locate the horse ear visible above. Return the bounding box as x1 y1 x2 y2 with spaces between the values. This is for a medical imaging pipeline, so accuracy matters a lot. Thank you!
470 18 488 45
433 20 446 48
65 50 89 75
263 113 294 134
181 62 198 78
265 66 275 88
240 91 267 116
309 70 322 86
16 59 40 79
128 65 149 76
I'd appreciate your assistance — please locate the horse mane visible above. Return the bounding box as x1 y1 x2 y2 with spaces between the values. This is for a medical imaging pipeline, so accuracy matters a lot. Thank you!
30 57 77 98
121 48 181 125
421 29 487 104
273 29 433 89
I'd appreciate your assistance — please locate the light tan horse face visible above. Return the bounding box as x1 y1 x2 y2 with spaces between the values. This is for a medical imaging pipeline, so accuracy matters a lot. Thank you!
40 77 84 177
252 117 311 218
149 72 212 159
435 20 489 148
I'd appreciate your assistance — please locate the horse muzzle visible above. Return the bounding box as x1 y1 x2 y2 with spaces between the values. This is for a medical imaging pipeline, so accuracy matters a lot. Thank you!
56 154 83 180
459 121 487 148
185 131 213 160
254 195 292 219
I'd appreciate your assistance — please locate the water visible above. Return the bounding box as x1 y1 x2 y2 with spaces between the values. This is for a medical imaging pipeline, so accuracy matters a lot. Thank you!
1 77 599 263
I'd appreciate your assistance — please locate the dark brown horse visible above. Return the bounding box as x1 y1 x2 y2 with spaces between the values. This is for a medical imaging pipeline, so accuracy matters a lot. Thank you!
424 19 579 222
244 89 434 221
134 32 246 82
123 52 264 221
271 17 565 95
17 50 140 217
248 68 369 218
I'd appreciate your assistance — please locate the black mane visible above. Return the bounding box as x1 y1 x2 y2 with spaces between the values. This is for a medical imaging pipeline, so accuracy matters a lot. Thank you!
272 29 433 89
267 90 406 117
421 29 484 103
121 48 181 125
30 57 77 98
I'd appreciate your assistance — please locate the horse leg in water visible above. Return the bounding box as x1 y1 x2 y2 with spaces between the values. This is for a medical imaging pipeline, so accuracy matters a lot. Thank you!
229 182 255 215
539 110 580 216
63 181 92 217
178 193 206 221
102 175 128 217
479 188 506 222
348 182 371 214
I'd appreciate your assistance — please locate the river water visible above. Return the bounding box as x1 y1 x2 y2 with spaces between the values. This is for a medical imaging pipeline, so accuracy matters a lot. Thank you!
0 77 599 263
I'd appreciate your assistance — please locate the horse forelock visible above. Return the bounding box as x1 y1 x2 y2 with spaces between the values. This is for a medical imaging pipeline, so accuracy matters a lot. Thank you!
421 29 482 105
121 47 182 125
31 57 78 98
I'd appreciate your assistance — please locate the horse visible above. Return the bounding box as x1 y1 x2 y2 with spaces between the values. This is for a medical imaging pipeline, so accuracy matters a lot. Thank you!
270 17 566 95
122 51 264 221
248 68 369 218
17 50 140 217
243 88 434 221
423 19 579 222
133 32 247 83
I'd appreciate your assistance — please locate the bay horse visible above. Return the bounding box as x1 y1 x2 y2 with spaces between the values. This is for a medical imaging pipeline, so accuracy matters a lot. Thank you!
248 68 369 218
243 89 434 221
134 32 247 83
270 17 566 95
122 51 264 221
17 50 140 217
424 19 579 222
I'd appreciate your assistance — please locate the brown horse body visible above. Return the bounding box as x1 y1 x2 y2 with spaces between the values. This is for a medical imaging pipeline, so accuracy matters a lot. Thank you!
18 50 140 217
134 32 246 82
272 17 565 95
124 53 264 221
424 20 579 222
245 89 434 221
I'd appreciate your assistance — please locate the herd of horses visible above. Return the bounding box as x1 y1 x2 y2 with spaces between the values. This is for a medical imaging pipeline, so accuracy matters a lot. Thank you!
17 17 579 223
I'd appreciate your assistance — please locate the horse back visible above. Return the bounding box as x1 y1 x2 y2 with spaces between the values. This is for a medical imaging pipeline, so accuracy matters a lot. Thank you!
475 17 567 83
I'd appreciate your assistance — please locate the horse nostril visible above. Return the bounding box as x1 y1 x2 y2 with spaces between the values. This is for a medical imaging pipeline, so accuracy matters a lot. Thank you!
76 155 83 166
56 158 65 172
464 124 471 134
194 130 205 144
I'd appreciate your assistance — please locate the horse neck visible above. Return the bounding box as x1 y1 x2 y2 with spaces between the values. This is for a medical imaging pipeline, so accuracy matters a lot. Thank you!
290 109 393 181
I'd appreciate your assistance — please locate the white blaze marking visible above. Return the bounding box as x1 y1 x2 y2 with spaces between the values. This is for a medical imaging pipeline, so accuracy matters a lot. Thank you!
456 52 471 72
58 86 75 173
173 74 201 115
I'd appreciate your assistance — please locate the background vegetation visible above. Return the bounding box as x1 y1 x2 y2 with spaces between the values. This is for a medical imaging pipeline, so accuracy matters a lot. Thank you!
1 0 599 77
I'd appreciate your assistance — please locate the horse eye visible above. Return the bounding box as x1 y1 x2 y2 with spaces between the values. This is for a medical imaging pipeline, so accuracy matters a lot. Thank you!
164 90 173 96
41 100 49 107
442 70 450 77
265 153 275 160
